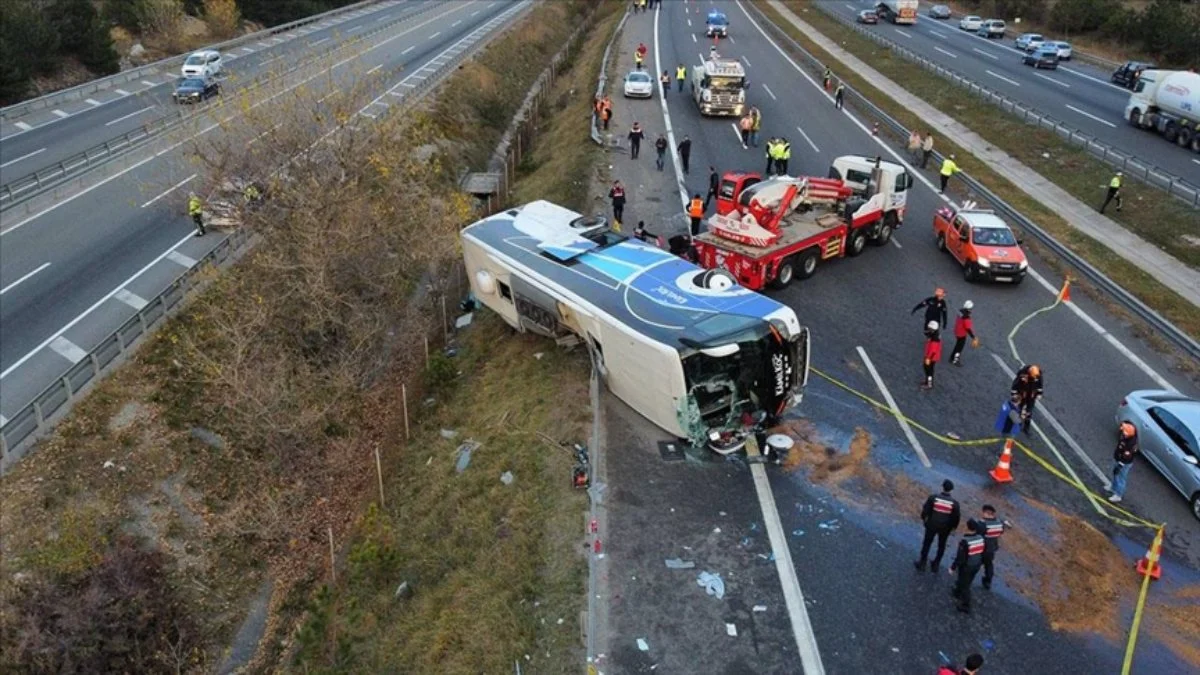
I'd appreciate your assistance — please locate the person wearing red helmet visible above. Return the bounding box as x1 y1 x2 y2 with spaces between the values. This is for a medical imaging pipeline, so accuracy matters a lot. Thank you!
1108 421 1139 503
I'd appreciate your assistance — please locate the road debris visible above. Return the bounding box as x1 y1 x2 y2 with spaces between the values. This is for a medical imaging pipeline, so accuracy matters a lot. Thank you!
501 471 515 485
455 312 473 329
665 558 696 569
726 623 738 637
455 440 480 473
440 428 459 439
637 638 649 652
697 571 726 599
753 605 768 613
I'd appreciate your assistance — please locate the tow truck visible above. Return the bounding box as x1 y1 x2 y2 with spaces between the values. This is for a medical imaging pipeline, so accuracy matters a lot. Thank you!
691 156 910 290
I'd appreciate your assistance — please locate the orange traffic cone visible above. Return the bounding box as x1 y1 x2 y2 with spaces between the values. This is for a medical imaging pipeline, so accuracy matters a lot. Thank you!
989 438 1015 483
1135 527 1164 580
1057 278 1071 303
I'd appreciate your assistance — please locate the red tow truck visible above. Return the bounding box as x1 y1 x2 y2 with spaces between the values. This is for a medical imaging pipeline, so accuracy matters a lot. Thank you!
692 155 911 290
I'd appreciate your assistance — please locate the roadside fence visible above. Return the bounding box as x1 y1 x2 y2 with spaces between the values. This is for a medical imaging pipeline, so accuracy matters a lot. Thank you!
591 8 631 146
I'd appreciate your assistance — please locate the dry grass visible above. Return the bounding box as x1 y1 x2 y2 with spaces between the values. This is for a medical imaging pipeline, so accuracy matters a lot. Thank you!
762 1 1200 348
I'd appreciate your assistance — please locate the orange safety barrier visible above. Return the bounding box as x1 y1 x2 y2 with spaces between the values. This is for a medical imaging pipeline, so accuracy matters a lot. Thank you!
989 437 1015 483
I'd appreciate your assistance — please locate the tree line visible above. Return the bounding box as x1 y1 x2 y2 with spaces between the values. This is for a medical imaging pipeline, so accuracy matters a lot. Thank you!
958 0 1199 66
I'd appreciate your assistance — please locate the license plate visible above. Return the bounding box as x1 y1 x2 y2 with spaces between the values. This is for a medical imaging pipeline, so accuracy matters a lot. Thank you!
995 276 1013 282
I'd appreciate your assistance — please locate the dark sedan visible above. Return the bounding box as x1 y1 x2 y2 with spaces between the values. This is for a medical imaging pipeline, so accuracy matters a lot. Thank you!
1111 61 1156 89
1022 46 1059 70
928 4 951 19
856 10 878 24
173 77 220 104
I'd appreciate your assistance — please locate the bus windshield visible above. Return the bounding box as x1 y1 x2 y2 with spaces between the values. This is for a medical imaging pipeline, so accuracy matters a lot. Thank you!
681 317 799 429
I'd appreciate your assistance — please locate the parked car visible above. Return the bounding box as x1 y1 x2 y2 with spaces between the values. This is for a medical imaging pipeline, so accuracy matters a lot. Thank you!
977 19 1006 39
928 4 951 19
1015 33 1045 51
857 9 879 24
623 70 654 98
182 49 223 79
1048 41 1072 60
1116 391 1200 520
1112 60 1156 89
173 76 220 103
958 15 982 31
1022 46 1060 70
932 205 1027 283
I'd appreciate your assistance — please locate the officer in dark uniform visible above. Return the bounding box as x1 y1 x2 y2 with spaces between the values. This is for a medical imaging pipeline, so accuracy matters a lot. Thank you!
977 504 1008 590
949 519 987 613
913 479 961 573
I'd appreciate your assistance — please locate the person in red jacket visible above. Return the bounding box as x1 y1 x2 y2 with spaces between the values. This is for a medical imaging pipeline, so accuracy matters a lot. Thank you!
922 321 942 390
950 300 979 366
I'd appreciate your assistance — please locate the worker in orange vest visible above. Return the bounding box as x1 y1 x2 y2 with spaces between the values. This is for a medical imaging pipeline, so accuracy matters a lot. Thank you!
687 194 705 236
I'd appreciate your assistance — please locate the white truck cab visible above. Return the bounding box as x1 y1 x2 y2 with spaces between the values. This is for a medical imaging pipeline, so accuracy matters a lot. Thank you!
828 155 912 218
691 57 747 117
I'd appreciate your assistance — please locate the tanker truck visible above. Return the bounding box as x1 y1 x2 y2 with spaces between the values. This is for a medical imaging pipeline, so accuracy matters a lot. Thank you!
875 0 918 25
1124 69 1200 153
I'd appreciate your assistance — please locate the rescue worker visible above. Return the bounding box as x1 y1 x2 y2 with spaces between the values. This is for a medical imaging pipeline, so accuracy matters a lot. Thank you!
676 64 687 92
834 81 845 109
748 106 762 147
601 96 613 131
704 166 720 210
939 653 985 675
822 66 832 91
243 182 261 204
765 137 778 174
627 122 644 159
949 519 986 613
1108 421 1139 503
1003 364 1043 435
632 220 650 242
776 138 791 175
608 180 626 225
634 49 644 70
911 288 949 333
914 479 961 573
921 321 941 390
660 70 671 97
677 135 692 174
921 131 935 169
950 300 978 366
738 114 753 148
687 194 705 236
939 153 960 194
1100 171 1123 214
187 192 206 236
654 133 668 171
977 504 1007 590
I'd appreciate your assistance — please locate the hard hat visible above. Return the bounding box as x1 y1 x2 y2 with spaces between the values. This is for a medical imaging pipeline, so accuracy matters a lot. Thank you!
1028 365 1041 377
935 287 946 297
1116 171 1124 176
963 300 974 310
949 154 956 159
1120 421 1135 437
926 321 939 331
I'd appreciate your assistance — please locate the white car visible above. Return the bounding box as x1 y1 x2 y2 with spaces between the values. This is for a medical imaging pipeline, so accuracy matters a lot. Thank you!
182 50 223 79
623 71 654 99
959 15 982 31
1048 41 1072 60
1015 33 1045 51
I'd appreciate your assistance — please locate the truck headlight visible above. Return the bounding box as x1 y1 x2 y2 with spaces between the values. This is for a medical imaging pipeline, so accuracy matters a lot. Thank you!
977 258 991 268
738 91 745 102
702 90 711 102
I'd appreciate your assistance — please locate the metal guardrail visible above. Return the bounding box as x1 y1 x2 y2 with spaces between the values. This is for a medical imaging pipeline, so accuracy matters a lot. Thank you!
745 1 1200 362
0 0 442 213
0 0 534 466
817 6 1200 210
0 0 384 123
591 8 630 145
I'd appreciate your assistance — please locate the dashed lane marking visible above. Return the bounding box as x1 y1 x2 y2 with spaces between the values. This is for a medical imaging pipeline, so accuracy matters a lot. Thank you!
858 346 932 467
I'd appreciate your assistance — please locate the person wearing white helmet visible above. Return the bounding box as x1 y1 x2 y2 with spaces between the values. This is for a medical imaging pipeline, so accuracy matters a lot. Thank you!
922 320 942 390
950 300 979 366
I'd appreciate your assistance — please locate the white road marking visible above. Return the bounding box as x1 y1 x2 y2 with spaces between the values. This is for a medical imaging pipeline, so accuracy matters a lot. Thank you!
692 34 697 43
0 148 45 169
730 122 744 144
728 36 736 44
761 83 777 100
472 9 480 15
85 98 101 106
934 46 957 59
687 18 692 27
240 47 254 54
1033 72 1070 88
857 346 932 468
0 414 6 426
167 250 197 267
0 262 51 295
972 47 998 61
1065 104 1116 128
142 80 158 87
105 105 154 126
843 3 855 8
742 55 752 67
429 31 441 39
376 14 390 22
14 121 33 131
453 19 462 27
795 125 820 153
402 45 415 54
1192 159 1200 167
115 88 131 96
51 109 70 118
49 336 88 364
985 69 1020 86
347 24 365 33
699 52 706 65
367 63 383 74
1058 65 1129 91
894 29 912 38
114 288 148 310
891 237 902 248
310 37 330 46
140 174 196 208
930 29 949 39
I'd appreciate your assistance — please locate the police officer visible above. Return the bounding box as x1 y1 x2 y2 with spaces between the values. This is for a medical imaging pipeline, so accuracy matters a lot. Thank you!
764 137 778 174
608 180 626 225
834 81 845 109
1003 364 1043 435
705 166 720 210
776 137 791 175
1100 171 1123 214
949 519 986 613
911 287 948 333
187 192 206 236
914 479 960 573
977 504 1008 590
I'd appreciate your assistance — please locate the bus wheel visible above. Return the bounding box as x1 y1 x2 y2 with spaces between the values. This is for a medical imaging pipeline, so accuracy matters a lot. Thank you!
846 229 868 257
796 250 819 280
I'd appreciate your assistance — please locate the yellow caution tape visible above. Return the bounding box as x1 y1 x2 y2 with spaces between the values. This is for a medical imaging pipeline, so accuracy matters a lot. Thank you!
1122 525 1164 675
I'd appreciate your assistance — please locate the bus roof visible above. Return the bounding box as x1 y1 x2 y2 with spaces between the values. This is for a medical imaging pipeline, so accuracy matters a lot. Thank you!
461 201 794 350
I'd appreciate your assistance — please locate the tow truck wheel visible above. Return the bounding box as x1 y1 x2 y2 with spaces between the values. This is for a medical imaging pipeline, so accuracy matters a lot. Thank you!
936 233 947 252
771 259 795 289
846 230 868 257
796 250 819 280
872 220 893 246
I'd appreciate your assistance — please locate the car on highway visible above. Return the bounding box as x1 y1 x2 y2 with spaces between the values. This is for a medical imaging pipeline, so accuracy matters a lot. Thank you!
928 4 951 19
856 10 879 24
173 76 220 103
933 204 1027 283
1116 391 1200 520
1047 41 1072 60
623 71 654 98
182 49 223 79
977 19 1006 39
1014 33 1045 51
1022 46 1060 70
1112 60 1156 89
958 15 982 31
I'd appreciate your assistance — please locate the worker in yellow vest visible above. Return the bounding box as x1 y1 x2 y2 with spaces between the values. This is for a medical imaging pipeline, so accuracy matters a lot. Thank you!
687 194 705 236
187 192 206 236
1100 171 1123 214
676 64 687 93
939 154 960 194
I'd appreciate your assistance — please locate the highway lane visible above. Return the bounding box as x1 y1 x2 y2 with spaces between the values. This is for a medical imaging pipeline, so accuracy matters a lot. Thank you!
0 0 423 188
823 1 1200 180
651 0 1200 563
0 0 523 425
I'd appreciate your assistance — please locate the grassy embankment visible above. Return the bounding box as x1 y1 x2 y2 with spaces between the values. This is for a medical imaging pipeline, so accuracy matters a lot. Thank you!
0 1 615 673
760 1 1200 347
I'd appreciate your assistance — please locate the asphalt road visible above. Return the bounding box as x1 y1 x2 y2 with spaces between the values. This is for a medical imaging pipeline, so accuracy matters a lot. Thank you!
823 1 1200 182
0 0 415 187
0 0 525 426
595 0 1200 669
